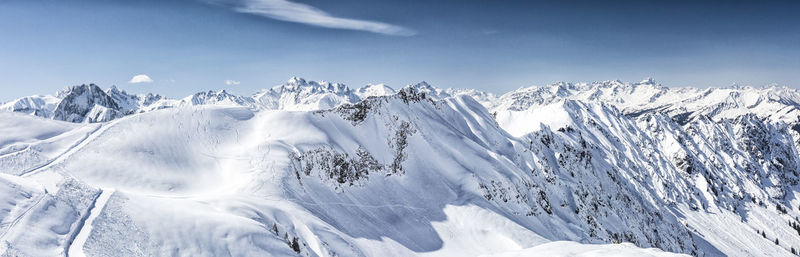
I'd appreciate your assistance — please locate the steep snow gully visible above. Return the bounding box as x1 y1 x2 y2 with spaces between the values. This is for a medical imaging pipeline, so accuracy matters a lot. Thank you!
2 78 800 256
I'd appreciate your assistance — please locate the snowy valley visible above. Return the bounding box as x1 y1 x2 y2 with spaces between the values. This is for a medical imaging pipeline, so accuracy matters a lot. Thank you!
2 78 800 256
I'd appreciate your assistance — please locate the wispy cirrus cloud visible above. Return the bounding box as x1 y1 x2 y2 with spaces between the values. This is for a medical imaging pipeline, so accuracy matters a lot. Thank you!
210 0 416 36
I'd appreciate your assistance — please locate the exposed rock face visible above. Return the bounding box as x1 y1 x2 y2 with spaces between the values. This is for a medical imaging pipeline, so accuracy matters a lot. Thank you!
52 84 124 123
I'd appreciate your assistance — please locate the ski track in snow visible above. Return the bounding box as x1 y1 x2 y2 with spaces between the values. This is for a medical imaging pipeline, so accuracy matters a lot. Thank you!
20 118 119 177
0 145 31 159
67 188 114 257
0 193 47 243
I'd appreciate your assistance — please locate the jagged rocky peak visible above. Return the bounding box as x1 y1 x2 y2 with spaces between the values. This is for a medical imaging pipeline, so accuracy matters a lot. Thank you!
105 85 150 113
411 81 433 89
549 81 575 96
105 84 156 101
1 83 166 121
185 89 253 107
327 84 441 126
52 84 123 123
192 89 232 98
408 81 442 94
106 85 121 95
628 78 668 93
580 78 664 94
280 76 351 94
138 93 164 107
287 76 305 84
247 77 363 111
267 77 358 98
404 81 452 100
637 77 657 86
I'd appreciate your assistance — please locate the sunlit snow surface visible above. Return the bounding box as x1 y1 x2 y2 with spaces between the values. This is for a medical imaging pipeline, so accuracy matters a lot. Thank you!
3 79 800 256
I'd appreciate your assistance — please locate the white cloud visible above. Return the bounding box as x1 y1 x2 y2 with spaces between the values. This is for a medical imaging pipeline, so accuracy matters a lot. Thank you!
129 74 153 84
225 80 241 86
230 0 416 36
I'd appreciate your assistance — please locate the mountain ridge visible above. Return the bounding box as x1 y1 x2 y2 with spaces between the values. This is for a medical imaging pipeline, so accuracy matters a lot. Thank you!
5 77 798 127
2 77 800 256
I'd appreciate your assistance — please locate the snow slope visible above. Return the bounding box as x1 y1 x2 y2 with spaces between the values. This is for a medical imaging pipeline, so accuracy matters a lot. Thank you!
2 78 800 256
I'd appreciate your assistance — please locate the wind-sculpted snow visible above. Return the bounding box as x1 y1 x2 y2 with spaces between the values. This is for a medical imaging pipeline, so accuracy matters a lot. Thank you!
1 78 800 256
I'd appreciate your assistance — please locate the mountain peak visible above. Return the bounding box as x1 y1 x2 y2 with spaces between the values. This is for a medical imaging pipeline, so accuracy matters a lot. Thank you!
637 77 656 85
411 81 433 89
52 83 123 123
279 77 351 93
356 83 396 99
64 83 102 93
287 76 307 85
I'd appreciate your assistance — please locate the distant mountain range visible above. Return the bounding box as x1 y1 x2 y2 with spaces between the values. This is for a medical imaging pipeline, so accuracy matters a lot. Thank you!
6 77 800 129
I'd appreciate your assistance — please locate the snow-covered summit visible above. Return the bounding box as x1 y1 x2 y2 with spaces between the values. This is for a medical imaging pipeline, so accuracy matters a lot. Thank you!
182 89 256 107
0 94 60 118
405 81 453 99
637 77 658 86
355 83 396 99
280 76 352 94
251 77 361 111
106 85 166 113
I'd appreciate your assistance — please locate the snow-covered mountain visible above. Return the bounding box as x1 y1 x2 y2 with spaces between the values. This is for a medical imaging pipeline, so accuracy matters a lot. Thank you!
355 83 396 99
1 77 502 123
2 78 800 256
490 78 800 127
251 77 362 111
0 94 61 118
2 77 385 122
1 84 172 123
51 84 126 123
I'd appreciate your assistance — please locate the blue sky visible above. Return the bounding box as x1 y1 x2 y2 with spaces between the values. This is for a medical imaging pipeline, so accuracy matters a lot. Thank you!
1 0 798 99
